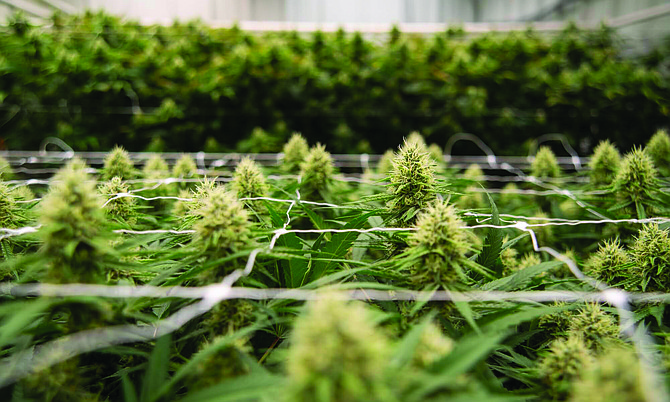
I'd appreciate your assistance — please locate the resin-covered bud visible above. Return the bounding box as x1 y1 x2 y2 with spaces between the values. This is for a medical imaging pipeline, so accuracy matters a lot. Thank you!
189 338 251 391
567 303 619 350
282 133 309 173
408 199 469 286
614 147 657 204
589 140 621 185
570 346 645 402
463 164 484 183
101 146 135 181
299 143 334 193
193 186 251 254
537 335 592 400
287 296 392 402
645 129 670 175
0 156 12 179
387 139 437 223
630 223 670 291
39 158 107 283
98 176 137 223
500 183 523 210
142 154 169 179
428 144 444 165
232 157 268 199
377 149 395 175
583 239 632 288
531 146 561 178
412 321 454 368
172 154 199 179
0 182 24 229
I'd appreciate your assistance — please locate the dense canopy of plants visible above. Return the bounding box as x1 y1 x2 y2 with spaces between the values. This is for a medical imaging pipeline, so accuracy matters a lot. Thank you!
0 11 668 153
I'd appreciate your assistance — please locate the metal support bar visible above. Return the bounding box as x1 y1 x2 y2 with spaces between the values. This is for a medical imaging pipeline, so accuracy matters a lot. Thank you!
40 0 78 14
608 3 670 28
0 0 52 18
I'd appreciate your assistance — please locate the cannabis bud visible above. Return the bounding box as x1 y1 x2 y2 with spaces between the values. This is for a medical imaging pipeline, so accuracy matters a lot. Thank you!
232 157 269 199
583 238 632 288
282 133 309 173
0 181 24 229
567 303 619 350
588 140 621 185
537 335 592 400
387 139 437 223
0 156 13 179
299 143 335 194
630 223 670 291
193 186 252 255
408 199 469 286
377 149 395 176
531 146 561 178
142 154 169 179
172 154 199 179
645 129 670 175
101 145 135 181
412 321 454 368
570 346 645 402
287 296 392 402
98 176 137 224
614 147 657 204
39 158 107 283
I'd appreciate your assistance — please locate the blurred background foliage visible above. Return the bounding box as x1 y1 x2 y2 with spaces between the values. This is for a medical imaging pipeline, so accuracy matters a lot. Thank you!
0 11 668 154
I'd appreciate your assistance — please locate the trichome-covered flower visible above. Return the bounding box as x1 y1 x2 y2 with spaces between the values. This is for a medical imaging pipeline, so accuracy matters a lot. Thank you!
537 335 592 400
589 140 621 185
645 129 670 175
299 143 334 194
614 147 657 205
387 139 437 223
286 296 392 402
0 156 12 179
531 146 561 178
282 133 309 173
98 176 137 223
583 238 633 288
630 223 670 291
142 154 169 179
101 145 135 181
407 199 469 286
377 149 395 176
567 303 619 350
172 153 199 179
232 157 268 199
0 181 25 229
412 320 454 368
193 186 252 255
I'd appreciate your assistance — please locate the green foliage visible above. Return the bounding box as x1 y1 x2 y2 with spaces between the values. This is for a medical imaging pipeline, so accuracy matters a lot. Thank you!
387 139 437 223
282 133 309 173
583 238 632 288
531 146 561 178
566 303 619 350
231 157 268 199
0 181 24 229
0 157 12 180
286 296 393 402
377 149 395 175
570 346 645 402
4 14 668 153
614 147 658 208
589 140 621 185
102 145 135 181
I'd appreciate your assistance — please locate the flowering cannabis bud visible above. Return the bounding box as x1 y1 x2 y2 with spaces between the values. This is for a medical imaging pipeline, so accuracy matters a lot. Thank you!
189 339 251 391
412 321 454 368
287 296 392 402
531 146 561 178
142 154 169 179
589 140 621 185
101 146 135 181
98 177 137 223
500 183 523 210
282 133 309 173
174 178 217 220
630 223 670 291
232 157 268 199
299 143 334 194
388 139 437 223
172 153 199 179
406 131 428 152
645 129 670 175
39 158 107 283
193 186 251 255
408 199 469 286
570 346 644 402
11 185 34 202
377 149 395 175
0 156 12 179
428 144 444 165
0 182 25 229
567 303 619 350
614 147 657 204
537 335 592 400
463 164 484 183
583 239 632 288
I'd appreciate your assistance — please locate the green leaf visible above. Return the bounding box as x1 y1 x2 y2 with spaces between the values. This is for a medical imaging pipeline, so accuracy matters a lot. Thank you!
178 373 285 402
390 313 436 368
476 193 504 277
0 299 51 349
122 372 139 402
143 335 171 402
482 261 563 291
